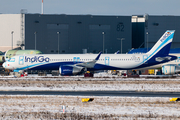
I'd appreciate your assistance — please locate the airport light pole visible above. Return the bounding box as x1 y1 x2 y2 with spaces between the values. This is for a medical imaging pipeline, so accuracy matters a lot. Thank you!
57 32 60 54
102 32 105 54
34 32 37 50
146 32 149 52
11 31 14 50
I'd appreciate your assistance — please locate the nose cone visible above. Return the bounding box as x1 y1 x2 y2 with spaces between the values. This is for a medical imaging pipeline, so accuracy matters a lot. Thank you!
2 62 6 68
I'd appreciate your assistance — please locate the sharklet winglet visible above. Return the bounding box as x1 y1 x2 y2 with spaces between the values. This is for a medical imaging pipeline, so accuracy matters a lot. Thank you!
95 52 102 61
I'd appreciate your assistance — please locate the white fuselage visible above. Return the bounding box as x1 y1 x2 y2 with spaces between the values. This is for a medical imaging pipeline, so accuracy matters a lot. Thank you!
3 53 151 70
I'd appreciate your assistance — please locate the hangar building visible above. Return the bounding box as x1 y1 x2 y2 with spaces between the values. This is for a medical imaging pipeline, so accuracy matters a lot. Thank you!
0 14 131 54
132 15 180 50
1 14 180 54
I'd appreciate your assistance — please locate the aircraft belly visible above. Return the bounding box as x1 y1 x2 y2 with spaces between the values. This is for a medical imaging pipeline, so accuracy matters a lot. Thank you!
110 62 140 69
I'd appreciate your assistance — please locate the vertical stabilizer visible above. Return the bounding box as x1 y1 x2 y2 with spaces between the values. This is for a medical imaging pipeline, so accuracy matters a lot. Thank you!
147 30 175 56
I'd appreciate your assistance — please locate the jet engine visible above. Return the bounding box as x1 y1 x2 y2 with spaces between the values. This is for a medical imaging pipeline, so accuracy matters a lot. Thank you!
59 65 86 76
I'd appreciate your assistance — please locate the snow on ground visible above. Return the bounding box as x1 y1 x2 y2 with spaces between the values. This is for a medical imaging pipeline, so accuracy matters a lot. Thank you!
0 95 180 118
0 82 180 92
0 95 179 119
0 73 179 91
1 72 180 81
0 73 179 119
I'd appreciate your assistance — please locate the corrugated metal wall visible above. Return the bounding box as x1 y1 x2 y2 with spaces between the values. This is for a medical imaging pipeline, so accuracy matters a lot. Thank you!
145 16 180 49
24 14 132 54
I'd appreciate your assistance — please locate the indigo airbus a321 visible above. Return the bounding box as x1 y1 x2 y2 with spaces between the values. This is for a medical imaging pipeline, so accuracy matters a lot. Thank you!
3 30 177 76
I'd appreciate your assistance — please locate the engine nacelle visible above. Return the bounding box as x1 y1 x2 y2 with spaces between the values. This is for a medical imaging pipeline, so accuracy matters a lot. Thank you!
59 66 85 76
162 65 176 75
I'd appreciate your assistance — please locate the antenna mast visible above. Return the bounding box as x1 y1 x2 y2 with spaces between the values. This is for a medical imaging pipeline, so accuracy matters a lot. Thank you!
41 0 44 14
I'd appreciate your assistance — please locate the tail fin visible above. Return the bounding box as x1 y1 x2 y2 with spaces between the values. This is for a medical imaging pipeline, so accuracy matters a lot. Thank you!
147 30 175 56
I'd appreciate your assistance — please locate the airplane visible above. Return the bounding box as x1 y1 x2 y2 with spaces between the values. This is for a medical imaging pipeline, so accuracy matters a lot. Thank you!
0 50 42 65
4 50 42 61
2 30 177 76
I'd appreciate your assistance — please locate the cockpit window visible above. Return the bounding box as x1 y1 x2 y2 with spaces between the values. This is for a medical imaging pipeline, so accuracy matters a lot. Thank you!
9 58 15 62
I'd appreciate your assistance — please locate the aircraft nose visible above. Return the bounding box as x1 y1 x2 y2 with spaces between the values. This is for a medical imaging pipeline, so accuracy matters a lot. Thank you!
2 62 6 68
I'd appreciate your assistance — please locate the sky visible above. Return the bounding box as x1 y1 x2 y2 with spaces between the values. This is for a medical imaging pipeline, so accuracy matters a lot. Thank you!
0 0 180 16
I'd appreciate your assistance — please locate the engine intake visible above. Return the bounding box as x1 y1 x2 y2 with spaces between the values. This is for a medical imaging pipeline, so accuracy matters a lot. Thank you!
59 66 85 76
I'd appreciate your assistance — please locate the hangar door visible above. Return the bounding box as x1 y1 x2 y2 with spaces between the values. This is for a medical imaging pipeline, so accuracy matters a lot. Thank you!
47 24 69 54
89 25 110 53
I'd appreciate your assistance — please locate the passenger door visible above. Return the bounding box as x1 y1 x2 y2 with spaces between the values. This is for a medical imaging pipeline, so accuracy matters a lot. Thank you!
105 56 110 65
19 56 24 65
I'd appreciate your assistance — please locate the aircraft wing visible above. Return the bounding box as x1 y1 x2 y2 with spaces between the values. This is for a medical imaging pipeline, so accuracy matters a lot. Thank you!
75 52 102 68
